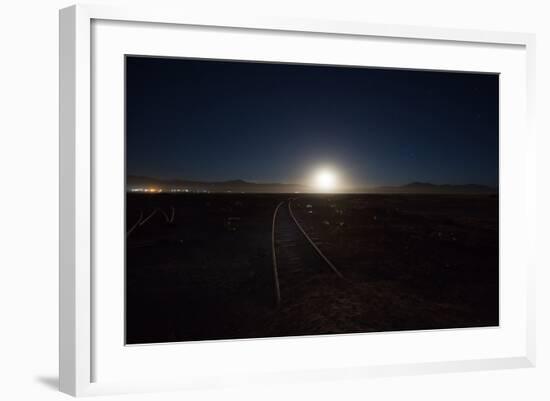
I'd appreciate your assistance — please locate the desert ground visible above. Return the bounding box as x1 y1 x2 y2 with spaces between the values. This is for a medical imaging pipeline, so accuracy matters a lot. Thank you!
126 193 498 344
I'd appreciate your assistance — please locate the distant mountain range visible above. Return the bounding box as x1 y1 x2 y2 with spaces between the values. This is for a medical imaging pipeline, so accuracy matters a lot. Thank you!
127 176 497 194
367 182 497 194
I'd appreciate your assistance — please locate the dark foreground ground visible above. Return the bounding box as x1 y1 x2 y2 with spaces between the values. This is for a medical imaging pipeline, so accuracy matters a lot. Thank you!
126 193 498 344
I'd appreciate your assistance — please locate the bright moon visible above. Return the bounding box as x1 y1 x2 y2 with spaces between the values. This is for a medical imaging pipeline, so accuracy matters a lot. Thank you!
313 169 338 192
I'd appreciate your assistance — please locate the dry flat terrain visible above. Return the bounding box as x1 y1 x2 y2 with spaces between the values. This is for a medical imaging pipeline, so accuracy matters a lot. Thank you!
126 193 498 344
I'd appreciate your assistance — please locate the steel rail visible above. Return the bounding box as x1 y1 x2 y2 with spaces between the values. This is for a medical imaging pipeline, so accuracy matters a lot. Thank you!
159 208 170 223
271 200 285 306
126 209 144 237
139 208 158 226
169 206 175 224
287 199 345 279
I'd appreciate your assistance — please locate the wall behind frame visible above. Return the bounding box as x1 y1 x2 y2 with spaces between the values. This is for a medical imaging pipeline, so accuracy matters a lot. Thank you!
0 0 548 400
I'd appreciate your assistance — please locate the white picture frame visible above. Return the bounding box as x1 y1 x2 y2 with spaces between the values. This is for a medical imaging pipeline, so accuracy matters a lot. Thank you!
59 4 536 397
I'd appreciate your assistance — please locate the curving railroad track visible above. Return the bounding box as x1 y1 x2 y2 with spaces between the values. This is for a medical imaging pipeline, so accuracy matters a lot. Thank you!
128 197 345 308
126 206 175 238
271 198 345 306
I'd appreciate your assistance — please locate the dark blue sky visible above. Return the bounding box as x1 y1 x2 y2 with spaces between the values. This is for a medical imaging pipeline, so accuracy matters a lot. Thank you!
126 56 498 187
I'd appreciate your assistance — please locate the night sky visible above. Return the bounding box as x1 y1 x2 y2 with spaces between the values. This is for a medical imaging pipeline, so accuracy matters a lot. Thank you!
126 56 499 188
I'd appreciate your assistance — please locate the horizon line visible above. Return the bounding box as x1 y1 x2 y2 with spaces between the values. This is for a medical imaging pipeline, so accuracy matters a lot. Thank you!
126 175 498 189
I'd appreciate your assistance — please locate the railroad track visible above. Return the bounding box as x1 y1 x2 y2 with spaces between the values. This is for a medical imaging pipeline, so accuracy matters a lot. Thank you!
271 198 345 306
126 206 175 237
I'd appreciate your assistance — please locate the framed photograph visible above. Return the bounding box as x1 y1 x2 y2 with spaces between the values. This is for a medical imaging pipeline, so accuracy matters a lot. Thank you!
59 4 536 396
